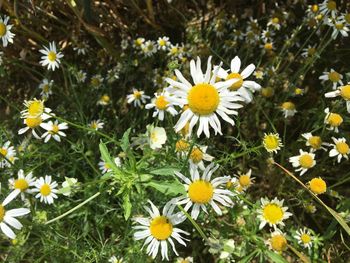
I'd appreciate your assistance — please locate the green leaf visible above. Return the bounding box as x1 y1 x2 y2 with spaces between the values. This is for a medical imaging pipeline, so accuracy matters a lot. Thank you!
146 181 186 196
121 128 131 153
150 167 178 176
327 206 350 237
122 193 132 220
265 250 288 263
99 141 122 180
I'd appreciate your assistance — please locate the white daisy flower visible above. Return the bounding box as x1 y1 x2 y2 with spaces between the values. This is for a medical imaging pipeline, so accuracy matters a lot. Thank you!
294 228 313 249
327 17 349 39
325 84 350 113
108 256 124 263
157 36 170 50
319 69 343 90
324 108 343 133
33 176 59 204
141 40 157 57
89 119 104 131
0 15 15 47
41 120 68 143
20 98 52 119
145 92 178 121
301 45 317 58
97 94 111 106
133 37 145 49
174 163 234 219
38 79 53 99
289 150 316 176
148 125 167 150
188 145 214 171
39 41 64 71
301 132 327 152
280 101 297 118
0 187 30 239
319 0 338 19
267 230 288 253
7 169 35 202
98 157 121 174
263 133 283 154
267 17 281 30
166 56 245 138
232 169 255 192
257 197 292 230
0 141 17 168
215 56 261 103
127 89 150 108
133 200 189 260
329 137 349 163
76 70 87 83
90 74 104 88
261 29 275 43
18 115 51 139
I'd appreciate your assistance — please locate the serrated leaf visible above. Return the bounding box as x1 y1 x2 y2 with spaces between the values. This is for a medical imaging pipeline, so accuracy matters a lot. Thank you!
150 167 178 176
122 193 132 220
146 181 186 196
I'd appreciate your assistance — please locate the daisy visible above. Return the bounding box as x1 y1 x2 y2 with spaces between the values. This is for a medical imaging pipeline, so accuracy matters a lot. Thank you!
166 56 245 138
38 79 53 99
97 94 111 106
148 125 167 150
301 132 327 152
261 29 275 43
90 74 104 88
41 120 68 143
263 133 283 154
174 163 234 219
301 45 317 58
319 0 338 19
89 119 104 131
327 17 349 39
76 70 87 83
108 256 124 263
145 92 178 121
324 108 343 132
98 157 122 174
0 187 30 239
18 115 51 139
39 41 64 71
33 175 59 204
0 15 15 47
188 146 214 171
267 230 288 253
280 101 297 118
0 141 17 168
289 150 316 176
157 36 170 50
294 228 313 249
267 17 281 30
127 89 150 108
215 56 261 103
133 200 189 260
232 169 255 192
141 40 157 57
308 177 327 195
319 69 343 90
329 137 349 163
20 98 51 119
306 4 319 17
325 84 350 113
133 37 145 49
7 170 35 202
257 197 292 230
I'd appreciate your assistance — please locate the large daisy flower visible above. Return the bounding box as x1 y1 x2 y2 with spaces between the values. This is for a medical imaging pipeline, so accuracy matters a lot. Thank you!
33 176 59 204
174 163 234 219
39 41 64 71
0 15 15 47
166 56 244 138
133 200 189 260
215 56 261 103
8 169 35 201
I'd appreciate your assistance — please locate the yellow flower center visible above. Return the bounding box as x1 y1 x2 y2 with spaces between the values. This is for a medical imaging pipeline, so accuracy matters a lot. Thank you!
133 91 142 99
0 23 6 36
309 178 327 194
159 39 166 46
149 216 173 240
239 175 251 187
187 83 220 115
135 38 143 46
91 122 98 129
335 23 344 30
101 95 110 103
180 121 190 137
104 163 110 170
0 205 5 222
327 113 343 127
264 43 273 50
49 124 60 134
311 4 319 13
25 117 42 128
263 134 280 151
40 183 51 196
328 71 340 82
308 136 322 149
299 154 314 168
28 100 44 117
155 95 168 110
43 84 50 93
170 47 178 55
308 47 316 56
190 147 203 163
327 0 336 10
14 178 29 191
91 77 100 86
272 17 279 24
336 142 349 154
261 87 274 98
270 234 287 252
301 233 311 244
47 51 57 62
263 204 284 224
188 180 214 204
226 73 244 91
340 85 350 100
0 148 7 157
294 88 303 95
175 139 190 152
281 101 295 110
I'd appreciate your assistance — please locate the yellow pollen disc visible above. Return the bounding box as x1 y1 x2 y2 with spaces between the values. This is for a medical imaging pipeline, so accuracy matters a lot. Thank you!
328 71 340 82
170 47 178 54
175 139 190 152
28 100 44 117
270 234 287 252
155 96 168 110
188 180 214 204
226 181 233 189
101 95 110 103
263 204 284 224
239 175 251 187
190 147 203 163
226 73 244 91
47 51 57 62
327 0 336 10
25 117 42 128
340 85 350 100
264 43 273 50
281 101 295 110
272 17 279 24
336 142 349 154
91 78 100 86
40 183 51 196
0 205 5 222
263 134 280 150
14 178 29 191
43 84 50 92
187 83 220 115
159 39 166 46
309 178 327 194
149 216 173 240
49 124 60 134
308 47 316 56
0 23 6 36
133 91 142 99
327 113 343 127
335 23 344 30
308 136 322 149
299 154 314 168
311 4 319 13
261 87 274 98
104 163 110 170
301 233 311 244
0 148 7 157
